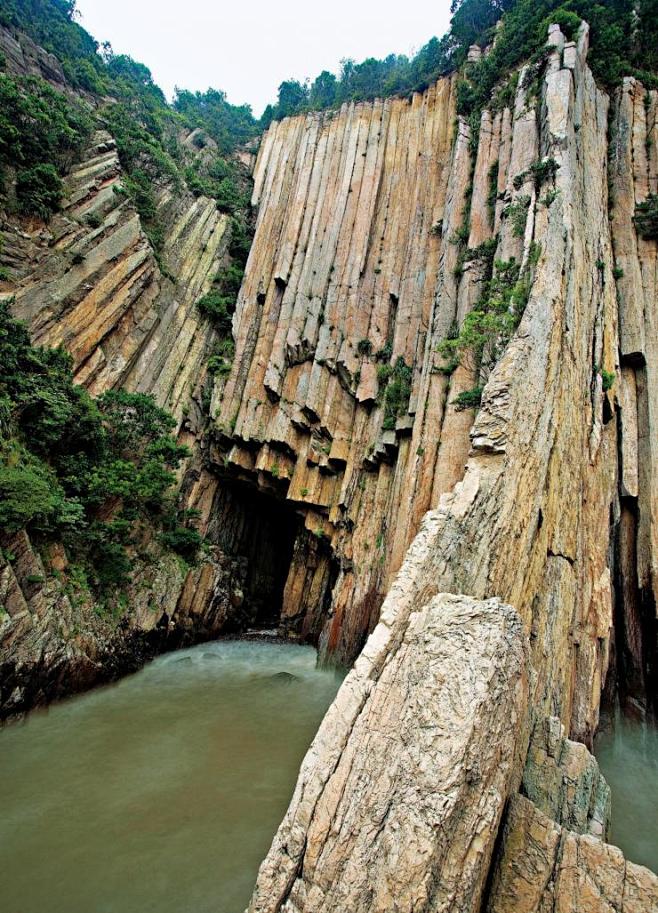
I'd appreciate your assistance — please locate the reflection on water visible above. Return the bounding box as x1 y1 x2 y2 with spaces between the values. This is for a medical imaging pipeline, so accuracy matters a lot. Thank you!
595 715 658 873
0 640 342 913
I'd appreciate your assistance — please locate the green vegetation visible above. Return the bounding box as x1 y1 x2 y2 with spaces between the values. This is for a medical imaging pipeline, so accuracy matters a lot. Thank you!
634 193 658 240
453 387 484 411
173 88 256 155
197 244 247 347
455 1 658 125
487 160 499 224
261 1 658 127
503 195 531 238
513 158 559 191
0 0 255 243
599 367 616 391
0 71 92 217
0 302 200 593
438 257 532 401
380 357 413 431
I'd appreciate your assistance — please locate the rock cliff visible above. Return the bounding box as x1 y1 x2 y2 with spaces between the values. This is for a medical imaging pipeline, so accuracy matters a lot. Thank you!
204 22 656 738
1 10 657 910
242 20 658 913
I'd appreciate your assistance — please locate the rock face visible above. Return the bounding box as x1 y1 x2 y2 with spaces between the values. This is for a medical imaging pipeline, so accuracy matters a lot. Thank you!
487 795 658 913
243 21 658 913
205 21 655 731
205 19 657 732
249 594 530 913
2 123 226 426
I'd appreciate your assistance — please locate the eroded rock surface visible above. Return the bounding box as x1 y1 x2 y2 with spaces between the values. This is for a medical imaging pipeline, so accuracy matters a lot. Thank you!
487 795 658 913
249 594 530 913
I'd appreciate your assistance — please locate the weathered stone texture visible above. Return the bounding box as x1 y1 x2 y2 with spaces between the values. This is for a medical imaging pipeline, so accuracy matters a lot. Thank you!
2 127 226 425
487 795 658 913
249 594 530 913
211 24 626 745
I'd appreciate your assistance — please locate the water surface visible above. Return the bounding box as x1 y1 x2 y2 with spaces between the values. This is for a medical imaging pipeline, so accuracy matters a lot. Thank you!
595 715 658 873
0 640 342 913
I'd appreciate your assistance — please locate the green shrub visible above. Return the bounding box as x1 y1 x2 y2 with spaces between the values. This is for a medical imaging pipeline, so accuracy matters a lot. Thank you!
0 457 61 532
503 195 531 238
513 158 559 191
160 526 202 562
197 291 234 333
634 194 658 240
16 163 63 218
600 367 616 392
453 386 483 411
357 338 373 356
0 302 191 593
382 357 413 428
438 257 532 383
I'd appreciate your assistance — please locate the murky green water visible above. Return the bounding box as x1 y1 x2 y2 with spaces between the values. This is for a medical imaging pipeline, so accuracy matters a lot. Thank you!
0 640 342 913
595 716 658 873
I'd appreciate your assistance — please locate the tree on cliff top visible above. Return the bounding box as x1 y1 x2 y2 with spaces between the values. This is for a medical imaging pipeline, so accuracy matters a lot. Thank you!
260 0 658 126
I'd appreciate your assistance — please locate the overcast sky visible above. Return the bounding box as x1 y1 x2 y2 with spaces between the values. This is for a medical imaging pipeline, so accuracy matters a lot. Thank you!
75 0 453 116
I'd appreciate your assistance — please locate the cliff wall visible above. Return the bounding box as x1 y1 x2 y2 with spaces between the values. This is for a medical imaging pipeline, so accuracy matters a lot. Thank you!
0 24 249 716
244 21 658 911
202 24 656 738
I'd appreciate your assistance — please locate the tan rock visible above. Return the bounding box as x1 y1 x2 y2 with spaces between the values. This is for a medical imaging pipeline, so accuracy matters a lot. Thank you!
249 594 530 913
487 795 658 913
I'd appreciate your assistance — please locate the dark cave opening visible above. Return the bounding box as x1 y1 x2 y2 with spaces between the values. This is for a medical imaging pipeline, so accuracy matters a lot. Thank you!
205 479 302 629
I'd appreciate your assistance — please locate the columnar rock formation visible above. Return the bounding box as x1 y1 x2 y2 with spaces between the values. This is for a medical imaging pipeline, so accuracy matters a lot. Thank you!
204 20 657 736
245 21 658 913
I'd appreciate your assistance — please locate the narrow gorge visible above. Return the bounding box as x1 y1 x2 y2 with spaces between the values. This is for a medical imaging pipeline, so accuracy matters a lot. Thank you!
0 1 657 911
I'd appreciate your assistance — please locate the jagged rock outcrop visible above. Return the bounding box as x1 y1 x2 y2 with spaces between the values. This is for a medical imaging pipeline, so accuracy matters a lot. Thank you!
487 795 658 913
249 594 530 913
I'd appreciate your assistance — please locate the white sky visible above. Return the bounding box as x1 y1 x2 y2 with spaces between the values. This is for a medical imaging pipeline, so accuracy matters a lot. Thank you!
75 0 453 116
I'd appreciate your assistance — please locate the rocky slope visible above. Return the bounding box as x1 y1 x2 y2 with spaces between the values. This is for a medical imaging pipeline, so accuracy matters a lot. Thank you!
0 23 250 716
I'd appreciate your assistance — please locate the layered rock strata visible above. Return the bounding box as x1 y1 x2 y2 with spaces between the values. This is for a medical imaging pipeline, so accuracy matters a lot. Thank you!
2 123 228 426
0 24 249 716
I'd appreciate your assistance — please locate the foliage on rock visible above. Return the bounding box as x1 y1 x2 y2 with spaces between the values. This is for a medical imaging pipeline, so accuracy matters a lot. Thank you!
0 303 200 591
